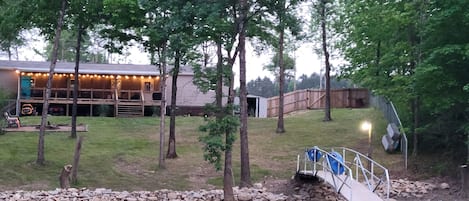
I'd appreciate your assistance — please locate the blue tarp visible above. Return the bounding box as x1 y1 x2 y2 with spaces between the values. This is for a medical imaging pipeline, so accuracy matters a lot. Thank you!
307 147 322 162
327 151 345 175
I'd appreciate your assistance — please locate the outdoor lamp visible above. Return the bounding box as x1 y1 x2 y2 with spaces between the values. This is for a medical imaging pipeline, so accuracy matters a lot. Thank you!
361 121 373 161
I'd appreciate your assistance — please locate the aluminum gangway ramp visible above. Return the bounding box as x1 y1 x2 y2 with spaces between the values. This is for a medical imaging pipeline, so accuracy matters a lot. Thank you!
296 147 390 201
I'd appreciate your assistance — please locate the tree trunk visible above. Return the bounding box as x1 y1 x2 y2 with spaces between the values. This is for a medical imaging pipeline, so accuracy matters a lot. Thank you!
71 136 83 184
7 42 12 61
37 0 67 165
71 24 84 138
158 45 167 169
276 23 285 133
59 164 72 188
167 50 180 159
224 78 236 201
321 0 332 122
214 41 234 201
462 164 469 198
15 46 19 61
238 0 251 188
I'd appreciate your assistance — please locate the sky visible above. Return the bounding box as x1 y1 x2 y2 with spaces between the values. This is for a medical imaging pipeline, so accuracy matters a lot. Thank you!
0 2 332 87
1 30 326 86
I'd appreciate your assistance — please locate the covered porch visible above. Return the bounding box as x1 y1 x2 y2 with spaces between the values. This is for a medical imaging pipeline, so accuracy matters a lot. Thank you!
1 60 206 117
13 64 163 117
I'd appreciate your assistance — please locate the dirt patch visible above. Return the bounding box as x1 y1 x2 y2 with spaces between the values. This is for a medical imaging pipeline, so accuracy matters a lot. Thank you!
2 124 88 132
114 157 154 177
0 181 50 191
186 164 219 190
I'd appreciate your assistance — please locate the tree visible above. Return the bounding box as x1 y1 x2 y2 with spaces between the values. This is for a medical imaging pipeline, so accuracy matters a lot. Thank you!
413 0 469 161
0 0 32 60
261 0 303 133
41 30 109 63
264 53 296 82
339 0 469 164
238 0 252 188
35 0 68 165
247 77 276 97
192 0 245 198
338 0 423 155
68 0 106 139
311 0 334 121
296 73 320 90
140 0 173 169
158 46 168 169
165 1 200 159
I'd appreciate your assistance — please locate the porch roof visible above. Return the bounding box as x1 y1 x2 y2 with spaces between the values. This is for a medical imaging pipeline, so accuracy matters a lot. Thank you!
0 60 193 76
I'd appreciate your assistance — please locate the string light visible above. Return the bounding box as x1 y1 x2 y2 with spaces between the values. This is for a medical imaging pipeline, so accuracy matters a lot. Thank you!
21 72 161 81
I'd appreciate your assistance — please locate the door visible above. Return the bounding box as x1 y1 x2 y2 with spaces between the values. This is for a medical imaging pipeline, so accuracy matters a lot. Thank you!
142 79 154 103
20 76 31 99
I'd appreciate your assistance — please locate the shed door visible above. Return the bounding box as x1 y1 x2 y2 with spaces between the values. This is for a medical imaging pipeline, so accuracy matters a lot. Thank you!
20 76 31 99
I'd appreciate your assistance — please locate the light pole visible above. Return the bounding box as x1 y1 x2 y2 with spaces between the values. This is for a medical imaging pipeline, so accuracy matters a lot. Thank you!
361 121 373 169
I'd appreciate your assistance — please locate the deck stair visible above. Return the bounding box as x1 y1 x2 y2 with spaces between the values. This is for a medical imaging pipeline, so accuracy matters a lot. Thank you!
116 104 144 117
296 146 390 201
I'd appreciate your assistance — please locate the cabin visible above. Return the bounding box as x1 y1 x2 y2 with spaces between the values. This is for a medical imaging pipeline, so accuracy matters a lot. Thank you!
0 60 219 117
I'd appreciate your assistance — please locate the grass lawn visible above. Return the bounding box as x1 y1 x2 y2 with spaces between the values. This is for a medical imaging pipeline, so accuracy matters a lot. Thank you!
0 108 404 191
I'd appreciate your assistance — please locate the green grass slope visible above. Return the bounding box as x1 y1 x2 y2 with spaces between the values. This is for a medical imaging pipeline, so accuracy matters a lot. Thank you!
0 108 403 191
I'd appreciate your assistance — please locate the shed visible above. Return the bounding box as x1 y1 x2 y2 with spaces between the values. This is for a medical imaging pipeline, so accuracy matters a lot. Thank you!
235 95 267 118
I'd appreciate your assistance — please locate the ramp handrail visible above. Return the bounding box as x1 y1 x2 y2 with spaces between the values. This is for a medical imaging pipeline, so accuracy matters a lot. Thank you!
297 146 390 200
297 146 354 199
332 147 390 199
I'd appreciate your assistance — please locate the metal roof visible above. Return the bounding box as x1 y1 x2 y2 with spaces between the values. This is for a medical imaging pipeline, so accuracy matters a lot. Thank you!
0 60 194 76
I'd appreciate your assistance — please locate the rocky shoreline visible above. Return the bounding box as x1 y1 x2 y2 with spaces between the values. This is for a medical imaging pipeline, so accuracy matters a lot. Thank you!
0 182 338 201
0 178 459 201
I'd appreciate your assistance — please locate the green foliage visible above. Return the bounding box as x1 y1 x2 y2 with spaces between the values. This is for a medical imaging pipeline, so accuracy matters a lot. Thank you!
199 104 239 171
29 0 67 40
264 53 296 76
192 64 217 93
246 74 352 98
339 0 469 161
100 0 145 54
0 0 33 58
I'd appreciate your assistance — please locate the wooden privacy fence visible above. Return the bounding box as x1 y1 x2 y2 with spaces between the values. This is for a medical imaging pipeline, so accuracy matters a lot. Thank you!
267 88 369 117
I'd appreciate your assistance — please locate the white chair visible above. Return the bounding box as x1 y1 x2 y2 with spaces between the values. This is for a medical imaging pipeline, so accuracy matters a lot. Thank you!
3 112 20 128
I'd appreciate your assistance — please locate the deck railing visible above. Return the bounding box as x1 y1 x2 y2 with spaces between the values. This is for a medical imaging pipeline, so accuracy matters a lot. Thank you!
25 87 154 103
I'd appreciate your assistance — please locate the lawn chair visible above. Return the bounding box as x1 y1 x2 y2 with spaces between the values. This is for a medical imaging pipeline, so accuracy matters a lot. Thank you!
3 112 20 128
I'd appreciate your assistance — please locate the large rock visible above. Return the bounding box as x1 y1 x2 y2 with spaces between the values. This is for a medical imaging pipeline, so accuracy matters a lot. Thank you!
439 182 450 189
237 191 252 201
